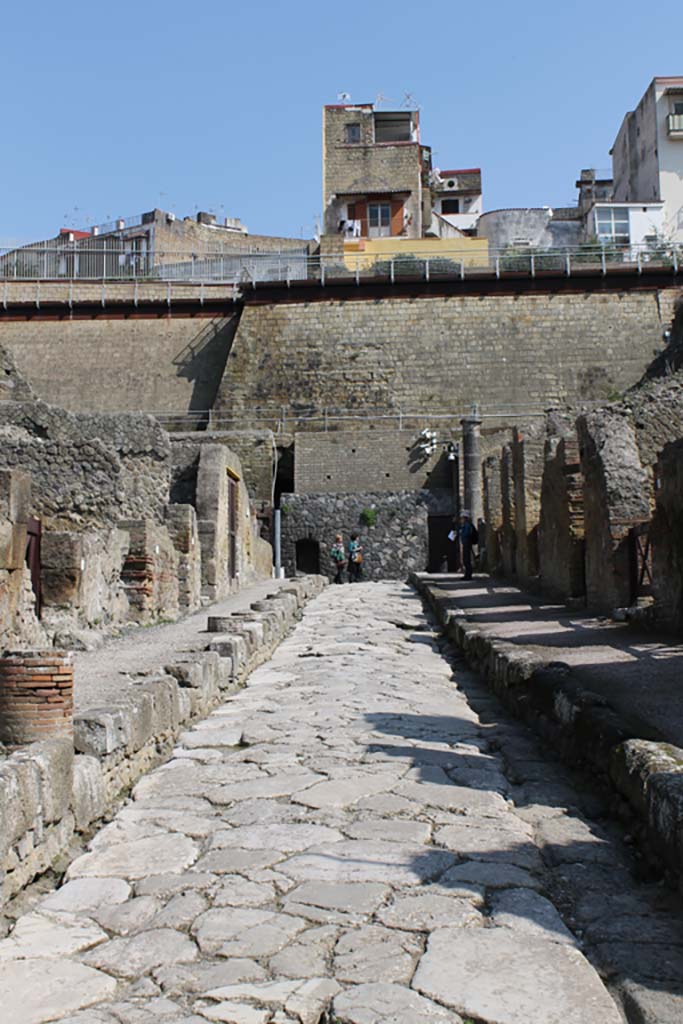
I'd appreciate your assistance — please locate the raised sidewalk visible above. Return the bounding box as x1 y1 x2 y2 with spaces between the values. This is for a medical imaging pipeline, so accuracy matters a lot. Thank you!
412 572 683 886
0 575 327 910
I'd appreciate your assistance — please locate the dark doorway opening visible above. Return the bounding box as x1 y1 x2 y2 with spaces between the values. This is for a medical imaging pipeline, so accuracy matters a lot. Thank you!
275 445 294 508
427 515 459 573
26 516 42 617
296 538 321 574
228 475 238 580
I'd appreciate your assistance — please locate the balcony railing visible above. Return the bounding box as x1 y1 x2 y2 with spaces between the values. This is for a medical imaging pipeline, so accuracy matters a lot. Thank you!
667 113 683 136
0 241 680 286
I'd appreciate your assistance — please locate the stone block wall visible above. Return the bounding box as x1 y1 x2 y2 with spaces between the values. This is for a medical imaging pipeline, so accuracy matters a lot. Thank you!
0 342 34 403
538 426 586 600
41 529 131 634
499 446 517 576
164 504 202 612
280 490 430 580
214 289 682 428
196 444 273 601
171 430 277 506
512 423 545 582
482 455 503 572
577 408 650 613
0 401 170 528
1 315 239 417
0 469 44 649
650 440 683 629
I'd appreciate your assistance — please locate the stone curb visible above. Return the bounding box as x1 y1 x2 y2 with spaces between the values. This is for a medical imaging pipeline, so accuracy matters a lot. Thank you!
0 574 328 908
410 573 683 886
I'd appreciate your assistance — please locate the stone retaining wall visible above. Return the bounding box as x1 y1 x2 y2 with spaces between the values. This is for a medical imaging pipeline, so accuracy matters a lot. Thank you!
0 575 327 908
412 573 683 887
280 490 438 580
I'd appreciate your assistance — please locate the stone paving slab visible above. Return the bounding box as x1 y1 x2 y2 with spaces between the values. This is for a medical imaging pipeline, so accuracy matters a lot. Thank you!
1 582 682 1022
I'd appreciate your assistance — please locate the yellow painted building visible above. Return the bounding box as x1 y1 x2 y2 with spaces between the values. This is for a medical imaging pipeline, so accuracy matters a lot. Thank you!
342 236 489 271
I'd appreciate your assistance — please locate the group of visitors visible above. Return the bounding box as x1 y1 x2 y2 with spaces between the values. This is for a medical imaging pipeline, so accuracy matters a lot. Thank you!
330 532 364 584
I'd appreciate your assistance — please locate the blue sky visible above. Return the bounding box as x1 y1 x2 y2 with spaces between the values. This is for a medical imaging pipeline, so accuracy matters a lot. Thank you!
2 0 682 244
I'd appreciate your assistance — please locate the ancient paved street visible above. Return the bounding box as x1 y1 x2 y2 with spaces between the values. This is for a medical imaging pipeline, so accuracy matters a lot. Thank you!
1 582 678 1024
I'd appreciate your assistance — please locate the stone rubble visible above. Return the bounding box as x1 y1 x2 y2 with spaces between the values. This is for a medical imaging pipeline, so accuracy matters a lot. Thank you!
1 582 682 1022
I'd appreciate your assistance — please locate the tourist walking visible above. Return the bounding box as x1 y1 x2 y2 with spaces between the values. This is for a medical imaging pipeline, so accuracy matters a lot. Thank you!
330 534 346 584
459 511 479 581
348 532 364 583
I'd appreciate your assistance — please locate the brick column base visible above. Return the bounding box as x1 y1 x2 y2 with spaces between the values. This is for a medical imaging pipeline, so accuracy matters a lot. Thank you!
0 650 74 746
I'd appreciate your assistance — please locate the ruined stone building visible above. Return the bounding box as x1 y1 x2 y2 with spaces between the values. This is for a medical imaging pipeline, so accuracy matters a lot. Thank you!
480 299 683 630
0 343 272 652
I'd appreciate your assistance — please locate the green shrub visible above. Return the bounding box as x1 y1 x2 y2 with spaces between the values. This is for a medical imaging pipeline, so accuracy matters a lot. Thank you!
360 507 378 527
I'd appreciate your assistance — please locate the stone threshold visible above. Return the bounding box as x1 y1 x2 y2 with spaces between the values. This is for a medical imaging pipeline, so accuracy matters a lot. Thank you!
411 572 683 891
0 575 328 911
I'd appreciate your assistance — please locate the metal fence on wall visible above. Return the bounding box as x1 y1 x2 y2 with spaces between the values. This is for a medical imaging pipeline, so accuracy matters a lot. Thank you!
150 403 598 435
0 242 680 285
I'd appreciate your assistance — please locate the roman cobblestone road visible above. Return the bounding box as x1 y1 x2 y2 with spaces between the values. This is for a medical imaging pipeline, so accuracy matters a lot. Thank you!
1 582 681 1024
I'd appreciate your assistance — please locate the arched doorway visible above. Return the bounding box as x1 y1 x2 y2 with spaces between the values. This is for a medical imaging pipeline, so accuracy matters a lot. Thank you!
296 538 320 574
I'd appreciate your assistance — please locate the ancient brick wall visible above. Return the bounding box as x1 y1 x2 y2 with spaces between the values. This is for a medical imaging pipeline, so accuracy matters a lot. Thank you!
120 520 180 623
294 428 454 495
215 290 682 427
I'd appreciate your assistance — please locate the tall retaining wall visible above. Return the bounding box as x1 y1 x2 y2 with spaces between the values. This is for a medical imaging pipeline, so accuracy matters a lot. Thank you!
2 287 681 421
1 314 239 416
215 289 682 424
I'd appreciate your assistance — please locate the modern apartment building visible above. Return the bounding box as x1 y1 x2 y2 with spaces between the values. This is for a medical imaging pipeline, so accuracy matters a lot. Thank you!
611 77 683 243
321 103 434 241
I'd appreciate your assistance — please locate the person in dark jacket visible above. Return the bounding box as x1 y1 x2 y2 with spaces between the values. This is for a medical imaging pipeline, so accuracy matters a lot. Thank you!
348 533 363 582
459 511 479 580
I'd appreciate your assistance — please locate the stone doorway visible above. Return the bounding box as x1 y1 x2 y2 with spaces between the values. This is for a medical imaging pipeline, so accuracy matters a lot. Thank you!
428 514 458 573
25 516 42 617
295 538 321 575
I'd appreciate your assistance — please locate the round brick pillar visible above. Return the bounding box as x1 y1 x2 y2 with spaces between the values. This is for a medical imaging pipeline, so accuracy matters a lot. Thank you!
0 650 74 746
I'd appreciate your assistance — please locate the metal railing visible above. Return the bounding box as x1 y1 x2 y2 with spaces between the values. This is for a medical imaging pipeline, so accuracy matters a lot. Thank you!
151 402 600 435
0 241 680 285
91 213 144 235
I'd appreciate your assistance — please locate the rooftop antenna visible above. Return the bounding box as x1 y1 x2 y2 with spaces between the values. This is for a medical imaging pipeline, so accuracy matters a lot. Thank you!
337 91 351 102
375 92 388 107
402 91 420 110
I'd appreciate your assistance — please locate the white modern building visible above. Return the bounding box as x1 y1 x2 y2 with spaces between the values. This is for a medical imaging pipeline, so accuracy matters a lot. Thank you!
611 77 683 243
431 168 483 233
585 201 665 248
